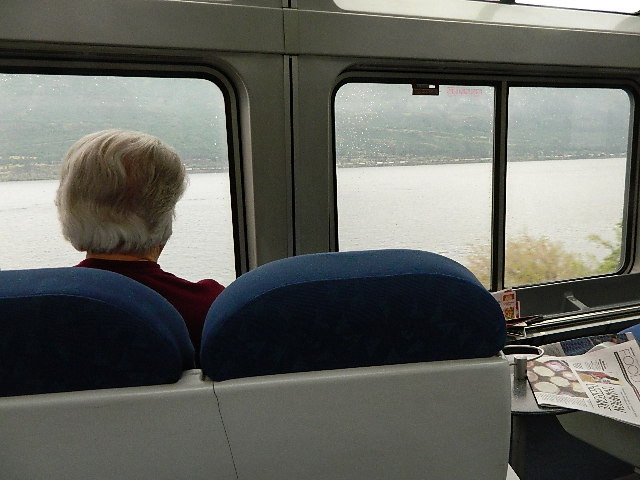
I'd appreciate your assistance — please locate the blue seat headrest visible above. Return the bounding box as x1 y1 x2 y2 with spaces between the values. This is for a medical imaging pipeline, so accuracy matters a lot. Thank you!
621 323 640 341
201 249 506 381
0 267 195 397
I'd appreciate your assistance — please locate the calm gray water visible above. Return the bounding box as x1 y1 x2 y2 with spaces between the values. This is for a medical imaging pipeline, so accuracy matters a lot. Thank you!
338 158 626 268
0 158 626 286
0 172 236 285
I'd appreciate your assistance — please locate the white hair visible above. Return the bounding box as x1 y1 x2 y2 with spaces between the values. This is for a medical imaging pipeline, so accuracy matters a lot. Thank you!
56 129 187 254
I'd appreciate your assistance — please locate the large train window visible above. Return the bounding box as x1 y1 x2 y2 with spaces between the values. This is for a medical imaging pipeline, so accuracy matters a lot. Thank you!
0 73 236 285
499 1 640 14
335 83 495 280
505 87 630 287
334 81 632 289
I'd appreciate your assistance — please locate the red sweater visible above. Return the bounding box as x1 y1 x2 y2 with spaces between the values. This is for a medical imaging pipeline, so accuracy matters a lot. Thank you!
75 259 224 363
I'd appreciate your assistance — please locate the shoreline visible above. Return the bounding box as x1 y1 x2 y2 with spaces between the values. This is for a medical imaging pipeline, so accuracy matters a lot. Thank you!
337 153 624 168
0 154 626 182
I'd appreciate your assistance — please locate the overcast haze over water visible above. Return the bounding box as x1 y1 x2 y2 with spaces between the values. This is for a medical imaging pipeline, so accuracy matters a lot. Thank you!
1 158 626 286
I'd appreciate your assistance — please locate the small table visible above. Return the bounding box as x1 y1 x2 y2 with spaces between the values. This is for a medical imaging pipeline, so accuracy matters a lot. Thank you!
510 370 572 479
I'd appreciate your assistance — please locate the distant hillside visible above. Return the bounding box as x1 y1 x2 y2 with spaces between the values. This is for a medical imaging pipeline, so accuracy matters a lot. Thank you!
335 84 629 164
0 74 228 180
0 75 631 180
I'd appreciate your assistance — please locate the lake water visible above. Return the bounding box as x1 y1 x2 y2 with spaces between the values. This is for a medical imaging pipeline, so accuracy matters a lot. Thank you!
0 173 236 285
337 158 626 268
0 158 626 286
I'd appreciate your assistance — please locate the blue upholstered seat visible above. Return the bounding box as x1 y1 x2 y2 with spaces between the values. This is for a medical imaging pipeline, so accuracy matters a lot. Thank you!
621 322 640 340
0 267 195 397
201 249 506 381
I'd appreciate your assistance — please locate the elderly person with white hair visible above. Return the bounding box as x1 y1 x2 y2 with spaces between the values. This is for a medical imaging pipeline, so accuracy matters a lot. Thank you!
56 129 224 363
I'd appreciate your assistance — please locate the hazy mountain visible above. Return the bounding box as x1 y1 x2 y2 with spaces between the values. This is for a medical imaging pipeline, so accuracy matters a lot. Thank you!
0 75 630 180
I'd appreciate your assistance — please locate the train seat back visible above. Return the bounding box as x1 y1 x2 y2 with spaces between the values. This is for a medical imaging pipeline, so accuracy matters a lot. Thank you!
0 370 235 480
0 267 236 480
201 249 507 380
203 249 512 480
0 267 195 397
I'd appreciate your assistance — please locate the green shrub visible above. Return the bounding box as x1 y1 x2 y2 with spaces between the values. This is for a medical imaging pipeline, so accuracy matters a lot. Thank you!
466 229 620 287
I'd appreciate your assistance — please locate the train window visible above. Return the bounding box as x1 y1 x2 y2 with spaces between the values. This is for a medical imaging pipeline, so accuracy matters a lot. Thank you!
0 73 235 285
505 87 630 286
513 1 640 14
335 83 495 280
335 81 633 290
335 0 640 16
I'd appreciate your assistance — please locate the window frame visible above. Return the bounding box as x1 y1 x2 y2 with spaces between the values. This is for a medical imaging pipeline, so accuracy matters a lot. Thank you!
0 59 248 280
332 71 640 333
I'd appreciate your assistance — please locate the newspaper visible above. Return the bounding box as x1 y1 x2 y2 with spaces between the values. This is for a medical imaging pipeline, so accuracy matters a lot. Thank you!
527 335 640 426
541 333 633 357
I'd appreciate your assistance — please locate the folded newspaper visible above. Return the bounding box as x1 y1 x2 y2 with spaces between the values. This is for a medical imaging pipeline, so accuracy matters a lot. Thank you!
527 332 640 426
